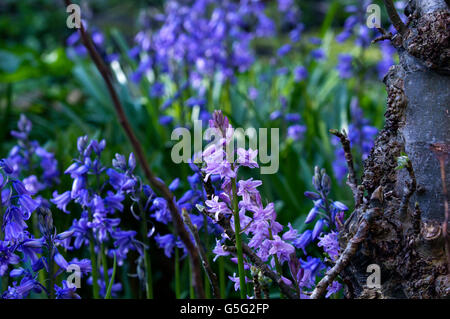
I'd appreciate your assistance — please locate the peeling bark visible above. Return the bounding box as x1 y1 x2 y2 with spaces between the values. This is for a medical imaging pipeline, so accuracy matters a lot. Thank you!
340 0 450 299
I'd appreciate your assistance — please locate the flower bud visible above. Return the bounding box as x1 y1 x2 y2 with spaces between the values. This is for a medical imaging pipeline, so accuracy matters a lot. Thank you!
37 207 55 237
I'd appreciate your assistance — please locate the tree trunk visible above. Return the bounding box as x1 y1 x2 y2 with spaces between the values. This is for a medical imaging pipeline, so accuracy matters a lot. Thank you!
341 0 449 298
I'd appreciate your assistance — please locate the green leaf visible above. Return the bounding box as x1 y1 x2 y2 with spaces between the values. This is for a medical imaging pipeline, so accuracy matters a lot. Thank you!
395 152 409 170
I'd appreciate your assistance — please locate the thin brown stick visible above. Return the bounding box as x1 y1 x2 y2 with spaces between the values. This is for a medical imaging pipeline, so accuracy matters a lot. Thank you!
252 271 262 299
310 186 383 299
382 0 407 35
182 209 221 298
399 159 417 217
330 129 361 205
310 216 370 299
63 0 205 298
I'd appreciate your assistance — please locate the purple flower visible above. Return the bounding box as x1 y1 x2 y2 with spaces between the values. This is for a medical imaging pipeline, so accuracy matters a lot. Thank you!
248 87 258 100
159 115 173 126
310 48 325 61
150 197 171 224
278 0 294 12
237 178 262 204
212 239 230 261
112 230 140 261
0 241 20 276
154 233 176 258
312 219 325 240
336 54 353 79
277 44 292 57
51 191 71 214
269 235 295 263
298 256 324 288
294 66 308 82
282 223 298 241
293 230 312 254
318 231 340 261
236 148 258 168
106 168 136 193
270 110 282 121
287 125 306 141
205 196 232 221
326 281 342 298
150 82 165 98
55 281 81 299
2 276 41 299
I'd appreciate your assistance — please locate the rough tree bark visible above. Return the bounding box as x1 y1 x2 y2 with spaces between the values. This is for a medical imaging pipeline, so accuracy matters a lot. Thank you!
340 0 449 298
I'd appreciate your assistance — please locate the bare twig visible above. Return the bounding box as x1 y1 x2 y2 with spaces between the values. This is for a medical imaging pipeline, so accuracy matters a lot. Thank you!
382 0 407 35
63 0 205 298
310 215 370 299
182 209 221 298
310 186 383 299
372 27 394 43
252 270 262 299
413 202 422 236
261 283 270 299
330 129 361 205
399 159 417 217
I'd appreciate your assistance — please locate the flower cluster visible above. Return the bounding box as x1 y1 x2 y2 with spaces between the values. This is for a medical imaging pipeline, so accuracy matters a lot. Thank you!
295 167 348 297
0 116 90 299
203 111 345 298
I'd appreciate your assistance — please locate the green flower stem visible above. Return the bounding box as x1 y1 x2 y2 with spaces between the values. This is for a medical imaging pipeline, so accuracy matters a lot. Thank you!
175 248 181 298
47 243 55 299
219 257 226 298
100 242 109 288
203 215 211 299
139 203 154 299
232 177 246 298
89 240 100 299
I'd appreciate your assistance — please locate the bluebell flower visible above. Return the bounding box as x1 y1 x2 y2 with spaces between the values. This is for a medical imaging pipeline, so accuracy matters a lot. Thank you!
51 191 71 214
310 48 325 61
336 54 353 79
293 230 312 254
298 256 324 288
287 124 306 141
277 44 292 57
154 233 176 258
312 219 325 240
2 276 41 299
55 280 81 299
0 241 20 276
294 66 308 82
150 82 165 98
150 197 171 224
159 115 174 126
112 230 142 263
